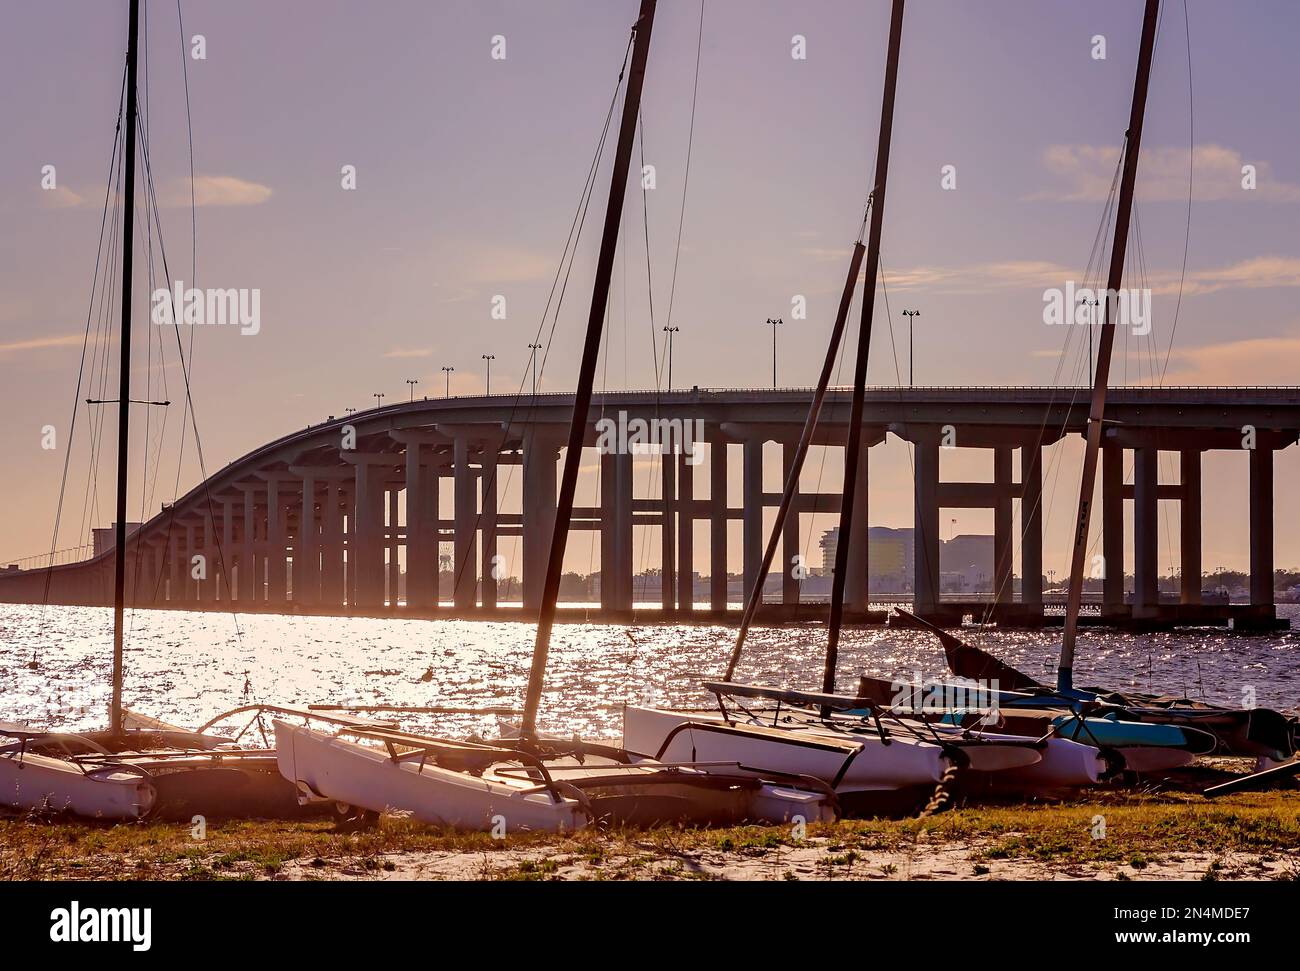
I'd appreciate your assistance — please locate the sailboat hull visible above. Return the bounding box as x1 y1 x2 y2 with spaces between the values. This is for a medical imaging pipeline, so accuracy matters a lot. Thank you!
0 751 155 820
274 721 588 833
623 706 949 794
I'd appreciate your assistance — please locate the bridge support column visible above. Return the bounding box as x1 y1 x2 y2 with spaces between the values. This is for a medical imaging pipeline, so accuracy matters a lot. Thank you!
1102 442 1124 615
220 497 234 601
599 450 633 611
183 523 197 603
710 443 728 610
453 436 478 610
913 433 940 617
322 481 345 606
781 443 800 607
1133 446 1159 614
844 438 870 613
240 485 257 602
403 445 430 608
297 476 319 606
1020 439 1043 609
481 449 498 609
266 478 287 603
742 439 764 605
387 488 400 607
677 453 694 612
522 433 558 611
1180 450 1201 604
993 446 1013 605
661 458 675 610
350 464 385 607
1249 446 1274 608
169 530 183 605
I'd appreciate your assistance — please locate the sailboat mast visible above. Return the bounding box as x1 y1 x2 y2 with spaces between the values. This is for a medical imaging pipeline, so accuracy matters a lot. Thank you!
520 0 657 740
1059 0 1160 690
822 0 905 695
109 0 141 738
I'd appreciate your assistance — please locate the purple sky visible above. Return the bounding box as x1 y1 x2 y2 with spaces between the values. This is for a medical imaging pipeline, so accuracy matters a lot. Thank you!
2 0 1298 576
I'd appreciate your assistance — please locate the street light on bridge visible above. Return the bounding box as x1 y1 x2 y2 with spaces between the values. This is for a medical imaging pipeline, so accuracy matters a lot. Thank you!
527 343 542 396
442 366 455 398
482 354 495 395
766 317 782 388
373 392 385 410
406 378 419 402
902 310 921 388
662 326 679 391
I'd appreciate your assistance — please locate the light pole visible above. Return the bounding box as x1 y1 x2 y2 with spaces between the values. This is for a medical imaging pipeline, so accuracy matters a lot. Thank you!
902 310 920 387
441 366 455 398
482 354 495 395
766 317 782 388
345 407 356 415
373 392 385 410
405 378 419 402
527 342 542 396
662 326 679 391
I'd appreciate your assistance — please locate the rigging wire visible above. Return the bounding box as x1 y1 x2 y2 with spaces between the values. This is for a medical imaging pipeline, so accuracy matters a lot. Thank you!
33 62 130 663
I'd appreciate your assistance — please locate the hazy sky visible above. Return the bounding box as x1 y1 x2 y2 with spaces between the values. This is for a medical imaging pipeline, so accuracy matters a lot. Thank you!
2 0 1298 577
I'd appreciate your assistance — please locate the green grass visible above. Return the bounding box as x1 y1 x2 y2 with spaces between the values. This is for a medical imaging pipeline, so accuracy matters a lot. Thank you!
1 787 1296 881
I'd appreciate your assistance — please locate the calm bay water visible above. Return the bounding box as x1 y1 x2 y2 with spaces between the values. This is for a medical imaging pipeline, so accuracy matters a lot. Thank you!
2 603 1297 740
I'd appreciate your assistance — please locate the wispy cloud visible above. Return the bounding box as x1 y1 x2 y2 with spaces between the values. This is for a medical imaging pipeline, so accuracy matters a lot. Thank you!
841 255 1300 298
160 175 273 207
39 186 85 209
42 174 273 210
1029 144 1300 203
382 347 434 359
0 334 84 355
1153 333 1300 385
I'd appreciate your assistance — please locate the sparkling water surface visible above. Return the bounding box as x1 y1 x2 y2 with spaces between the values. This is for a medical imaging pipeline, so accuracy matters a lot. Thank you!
2 603 1297 740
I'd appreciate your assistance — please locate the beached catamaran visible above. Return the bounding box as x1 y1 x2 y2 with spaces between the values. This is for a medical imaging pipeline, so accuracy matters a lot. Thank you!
619 0 1129 802
885 0 1297 769
0 0 307 822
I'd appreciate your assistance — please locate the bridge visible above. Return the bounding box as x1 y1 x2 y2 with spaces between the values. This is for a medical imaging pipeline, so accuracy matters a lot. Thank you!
3 386 1297 629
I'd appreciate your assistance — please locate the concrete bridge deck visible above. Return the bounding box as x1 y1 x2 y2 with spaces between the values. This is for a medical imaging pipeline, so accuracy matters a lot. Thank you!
3 386 1297 629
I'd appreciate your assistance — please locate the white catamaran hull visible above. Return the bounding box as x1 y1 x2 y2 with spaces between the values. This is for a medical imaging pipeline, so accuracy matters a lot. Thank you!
274 721 588 833
972 735 1108 787
0 751 155 820
623 706 948 793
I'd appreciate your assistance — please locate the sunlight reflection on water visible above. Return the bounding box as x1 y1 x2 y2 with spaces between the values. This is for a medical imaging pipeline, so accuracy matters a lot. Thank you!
2 604 1296 739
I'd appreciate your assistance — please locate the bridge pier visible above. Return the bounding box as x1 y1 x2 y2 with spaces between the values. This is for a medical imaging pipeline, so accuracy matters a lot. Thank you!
1250 446 1273 609
677 452 694 612
912 431 940 617
741 438 763 604
1021 436 1044 609
709 442 728 611
1180 450 1201 604
521 430 559 611
481 448 499 609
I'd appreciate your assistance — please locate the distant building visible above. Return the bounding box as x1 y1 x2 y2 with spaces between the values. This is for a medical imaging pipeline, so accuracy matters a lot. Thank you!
819 526 997 593
941 534 995 593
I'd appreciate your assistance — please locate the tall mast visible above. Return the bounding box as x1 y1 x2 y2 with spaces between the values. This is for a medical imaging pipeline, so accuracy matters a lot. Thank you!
1059 0 1160 690
520 0 657 739
822 0 905 695
110 0 141 737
